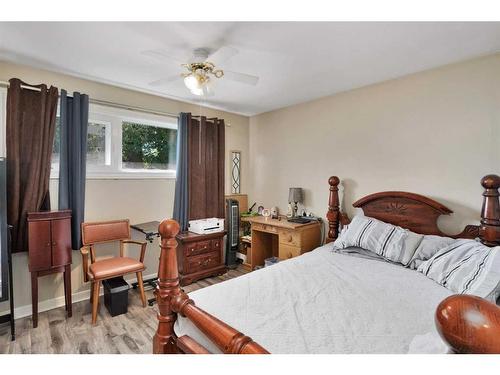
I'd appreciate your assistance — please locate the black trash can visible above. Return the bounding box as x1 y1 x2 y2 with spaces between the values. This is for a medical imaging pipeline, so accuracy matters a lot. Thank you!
103 277 130 317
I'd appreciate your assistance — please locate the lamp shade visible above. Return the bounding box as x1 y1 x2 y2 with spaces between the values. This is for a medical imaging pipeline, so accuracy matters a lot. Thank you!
288 187 303 203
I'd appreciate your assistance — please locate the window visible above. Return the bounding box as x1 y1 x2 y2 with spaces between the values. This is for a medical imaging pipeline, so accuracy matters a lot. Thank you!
51 104 177 179
122 121 177 171
87 121 111 167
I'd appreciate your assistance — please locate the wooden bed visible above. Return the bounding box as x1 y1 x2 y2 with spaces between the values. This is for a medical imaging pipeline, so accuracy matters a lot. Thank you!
152 174 500 354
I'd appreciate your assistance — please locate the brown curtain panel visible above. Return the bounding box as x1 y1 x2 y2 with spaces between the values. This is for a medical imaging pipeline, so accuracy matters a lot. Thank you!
188 115 225 221
6 78 59 253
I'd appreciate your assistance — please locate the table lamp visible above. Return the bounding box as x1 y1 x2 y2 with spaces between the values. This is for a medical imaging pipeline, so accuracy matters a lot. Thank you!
288 187 303 217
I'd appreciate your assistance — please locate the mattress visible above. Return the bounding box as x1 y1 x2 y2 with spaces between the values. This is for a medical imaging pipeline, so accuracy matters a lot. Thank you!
174 243 452 353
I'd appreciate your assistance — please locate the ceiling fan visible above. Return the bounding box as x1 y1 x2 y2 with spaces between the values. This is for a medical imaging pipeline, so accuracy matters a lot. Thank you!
142 46 259 97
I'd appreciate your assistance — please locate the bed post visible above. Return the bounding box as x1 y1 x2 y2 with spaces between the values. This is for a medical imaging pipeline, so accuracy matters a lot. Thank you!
153 219 181 354
479 174 500 246
326 176 340 243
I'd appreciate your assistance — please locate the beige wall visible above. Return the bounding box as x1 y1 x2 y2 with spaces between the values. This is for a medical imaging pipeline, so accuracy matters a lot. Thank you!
249 53 500 236
0 61 250 316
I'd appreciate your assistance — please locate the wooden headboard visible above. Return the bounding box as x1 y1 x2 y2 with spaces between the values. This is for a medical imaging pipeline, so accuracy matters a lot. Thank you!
326 174 500 245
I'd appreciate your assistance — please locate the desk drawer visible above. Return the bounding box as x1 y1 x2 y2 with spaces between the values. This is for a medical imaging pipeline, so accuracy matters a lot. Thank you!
185 240 212 257
252 222 279 234
185 251 221 273
279 229 301 246
279 244 301 260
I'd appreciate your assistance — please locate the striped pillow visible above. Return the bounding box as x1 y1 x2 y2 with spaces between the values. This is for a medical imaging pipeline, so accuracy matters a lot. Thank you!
407 234 455 270
333 215 423 266
417 239 500 302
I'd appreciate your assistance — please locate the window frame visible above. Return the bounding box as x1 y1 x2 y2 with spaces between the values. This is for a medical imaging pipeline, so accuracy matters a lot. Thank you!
51 103 178 180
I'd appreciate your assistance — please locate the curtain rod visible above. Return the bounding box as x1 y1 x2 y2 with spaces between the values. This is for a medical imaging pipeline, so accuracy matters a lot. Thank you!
0 80 180 119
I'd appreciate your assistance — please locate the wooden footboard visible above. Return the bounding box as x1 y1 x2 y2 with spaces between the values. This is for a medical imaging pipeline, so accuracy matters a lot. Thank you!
152 219 269 354
436 295 500 353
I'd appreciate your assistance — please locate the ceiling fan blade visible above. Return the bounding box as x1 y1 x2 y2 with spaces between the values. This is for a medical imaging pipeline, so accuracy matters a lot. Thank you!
223 70 259 86
141 49 186 64
207 46 238 65
148 75 181 87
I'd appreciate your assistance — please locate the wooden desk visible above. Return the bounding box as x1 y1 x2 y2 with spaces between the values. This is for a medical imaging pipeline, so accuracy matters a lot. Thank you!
243 216 321 270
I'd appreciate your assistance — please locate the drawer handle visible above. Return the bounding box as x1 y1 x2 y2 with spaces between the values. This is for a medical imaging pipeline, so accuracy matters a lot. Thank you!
197 259 211 267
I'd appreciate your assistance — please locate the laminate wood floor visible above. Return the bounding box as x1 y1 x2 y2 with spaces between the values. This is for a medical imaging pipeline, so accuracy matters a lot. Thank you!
0 266 249 354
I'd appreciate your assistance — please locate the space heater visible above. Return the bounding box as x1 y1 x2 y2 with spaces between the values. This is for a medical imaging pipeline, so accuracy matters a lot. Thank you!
225 198 240 268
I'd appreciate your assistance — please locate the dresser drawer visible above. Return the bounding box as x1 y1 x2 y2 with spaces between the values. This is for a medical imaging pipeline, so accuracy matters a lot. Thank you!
185 251 221 273
279 244 301 260
279 229 301 246
211 238 222 252
184 239 212 257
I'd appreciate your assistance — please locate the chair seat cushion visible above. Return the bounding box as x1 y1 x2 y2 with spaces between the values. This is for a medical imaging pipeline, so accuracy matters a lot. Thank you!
89 257 145 280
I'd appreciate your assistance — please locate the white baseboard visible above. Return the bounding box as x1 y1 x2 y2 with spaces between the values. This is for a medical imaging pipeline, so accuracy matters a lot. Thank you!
0 272 157 320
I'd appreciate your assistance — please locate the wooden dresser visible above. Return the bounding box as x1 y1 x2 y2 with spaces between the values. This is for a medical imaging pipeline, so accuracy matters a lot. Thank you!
176 231 227 286
27 210 72 328
243 216 322 270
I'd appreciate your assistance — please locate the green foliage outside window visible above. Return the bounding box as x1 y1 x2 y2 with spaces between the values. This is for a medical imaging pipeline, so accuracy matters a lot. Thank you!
122 121 177 170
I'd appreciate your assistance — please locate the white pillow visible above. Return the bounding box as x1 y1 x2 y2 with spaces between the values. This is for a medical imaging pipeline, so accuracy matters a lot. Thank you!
417 239 500 302
333 215 423 266
407 234 455 270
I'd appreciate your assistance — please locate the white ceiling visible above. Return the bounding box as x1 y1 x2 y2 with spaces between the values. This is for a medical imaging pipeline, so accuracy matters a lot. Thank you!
1 22 500 116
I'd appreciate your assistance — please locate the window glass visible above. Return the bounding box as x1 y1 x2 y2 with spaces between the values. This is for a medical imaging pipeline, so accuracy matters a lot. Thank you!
51 120 111 172
122 121 177 171
87 122 110 167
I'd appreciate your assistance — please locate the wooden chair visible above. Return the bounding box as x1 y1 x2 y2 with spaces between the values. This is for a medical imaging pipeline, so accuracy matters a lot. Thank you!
80 219 147 325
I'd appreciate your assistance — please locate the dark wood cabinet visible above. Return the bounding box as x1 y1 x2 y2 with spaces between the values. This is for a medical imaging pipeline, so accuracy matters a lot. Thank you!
176 231 226 286
27 210 72 328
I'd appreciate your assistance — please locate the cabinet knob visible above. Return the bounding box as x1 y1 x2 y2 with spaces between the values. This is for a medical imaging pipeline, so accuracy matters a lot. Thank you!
52 242 57 246
287 235 293 242
46 242 51 247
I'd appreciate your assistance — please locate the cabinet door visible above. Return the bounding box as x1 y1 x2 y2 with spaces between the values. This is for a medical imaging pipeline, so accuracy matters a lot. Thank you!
28 221 52 271
51 218 72 267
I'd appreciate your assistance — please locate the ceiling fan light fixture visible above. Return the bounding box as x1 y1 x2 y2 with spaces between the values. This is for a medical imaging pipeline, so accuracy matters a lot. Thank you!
190 81 213 96
184 74 201 91
184 67 214 96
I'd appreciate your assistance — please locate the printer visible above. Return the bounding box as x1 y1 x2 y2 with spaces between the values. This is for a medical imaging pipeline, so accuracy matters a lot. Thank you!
188 218 225 235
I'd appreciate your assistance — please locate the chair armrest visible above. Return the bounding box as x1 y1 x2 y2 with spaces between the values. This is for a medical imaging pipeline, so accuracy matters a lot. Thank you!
122 240 147 263
80 246 90 283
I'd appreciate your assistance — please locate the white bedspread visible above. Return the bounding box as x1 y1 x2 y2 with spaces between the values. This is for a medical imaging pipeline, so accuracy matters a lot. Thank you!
174 243 452 353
